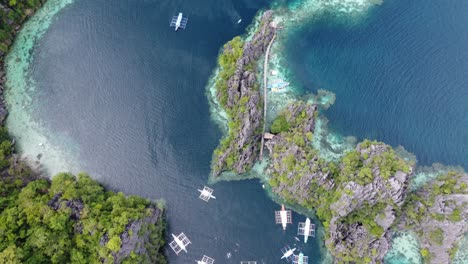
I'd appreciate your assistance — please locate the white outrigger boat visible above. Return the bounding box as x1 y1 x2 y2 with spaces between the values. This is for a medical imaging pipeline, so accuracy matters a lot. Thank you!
170 13 188 31
275 204 292 230
169 232 191 255
280 245 296 262
198 186 216 202
298 217 315 243
196 255 215 264
292 252 308 264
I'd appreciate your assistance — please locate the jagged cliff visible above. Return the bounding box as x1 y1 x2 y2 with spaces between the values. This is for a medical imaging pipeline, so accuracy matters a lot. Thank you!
265 102 334 205
264 100 466 263
399 172 468 263
211 11 276 176
207 9 467 263
326 142 412 263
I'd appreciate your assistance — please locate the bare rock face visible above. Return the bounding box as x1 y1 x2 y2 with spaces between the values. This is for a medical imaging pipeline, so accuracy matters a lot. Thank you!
112 207 163 263
213 11 275 176
48 193 84 221
327 142 412 263
265 102 334 204
399 172 468 263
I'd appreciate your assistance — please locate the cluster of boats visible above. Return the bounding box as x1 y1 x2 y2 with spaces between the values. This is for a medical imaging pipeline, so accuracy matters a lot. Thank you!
170 187 315 263
276 204 315 263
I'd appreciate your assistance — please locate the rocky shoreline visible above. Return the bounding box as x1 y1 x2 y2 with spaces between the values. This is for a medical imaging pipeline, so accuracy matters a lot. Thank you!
0 0 48 125
399 172 468 263
209 9 467 263
0 1 167 262
211 10 276 176
264 100 466 263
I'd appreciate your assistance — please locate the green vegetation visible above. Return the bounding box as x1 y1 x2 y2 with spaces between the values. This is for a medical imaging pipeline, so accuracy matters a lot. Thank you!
342 202 386 237
266 103 413 263
270 114 290 134
211 36 246 173
398 171 467 262
0 3 168 264
420 248 432 263
402 171 467 226
337 141 411 186
215 36 244 109
428 228 444 245
0 0 44 56
0 173 167 263
211 32 265 175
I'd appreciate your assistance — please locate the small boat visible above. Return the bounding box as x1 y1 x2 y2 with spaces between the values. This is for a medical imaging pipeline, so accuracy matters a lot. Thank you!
298 217 316 243
237 19 242 24
268 81 289 89
170 13 188 31
293 252 309 264
268 80 290 93
280 245 296 261
275 204 292 230
198 186 216 202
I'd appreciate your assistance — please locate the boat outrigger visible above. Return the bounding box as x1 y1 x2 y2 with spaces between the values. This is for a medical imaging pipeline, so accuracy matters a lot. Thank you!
280 245 296 262
292 252 309 264
196 255 215 264
198 186 216 202
297 217 315 243
169 232 191 255
275 204 292 230
170 13 188 31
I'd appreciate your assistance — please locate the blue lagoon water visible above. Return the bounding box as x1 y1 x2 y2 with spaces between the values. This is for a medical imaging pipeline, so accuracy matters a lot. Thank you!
6 0 323 263
5 0 468 263
285 0 468 169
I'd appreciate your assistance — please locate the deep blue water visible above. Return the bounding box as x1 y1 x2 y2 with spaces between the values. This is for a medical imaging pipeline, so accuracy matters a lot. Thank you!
27 0 321 263
286 0 468 169
10 0 468 263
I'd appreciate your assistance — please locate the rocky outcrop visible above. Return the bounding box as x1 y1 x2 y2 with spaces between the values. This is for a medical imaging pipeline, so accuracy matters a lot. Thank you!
112 207 164 263
212 11 276 176
265 102 334 203
0 70 8 124
399 172 468 263
266 105 413 263
326 143 412 263
48 193 84 221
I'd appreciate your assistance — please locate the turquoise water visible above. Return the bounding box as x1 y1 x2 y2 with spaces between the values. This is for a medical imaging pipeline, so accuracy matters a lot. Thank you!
4 0 467 263
6 0 324 263
284 0 468 170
